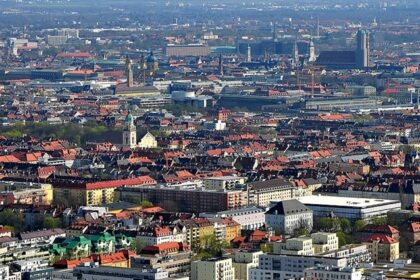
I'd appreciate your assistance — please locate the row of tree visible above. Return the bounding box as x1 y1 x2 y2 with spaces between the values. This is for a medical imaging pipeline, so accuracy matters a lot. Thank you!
0 122 121 146
0 209 62 233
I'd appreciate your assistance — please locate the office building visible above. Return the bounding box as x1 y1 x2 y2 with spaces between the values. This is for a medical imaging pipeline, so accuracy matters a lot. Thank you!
304 265 363 280
73 265 169 280
265 199 313 235
249 254 347 280
117 186 248 213
272 232 339 256
12 258 53 280
47 35 68 46
296 195 401 221
356 29 370 68
57 28 79 38
166 44 211 57
320 244 371 267
305 97 379 111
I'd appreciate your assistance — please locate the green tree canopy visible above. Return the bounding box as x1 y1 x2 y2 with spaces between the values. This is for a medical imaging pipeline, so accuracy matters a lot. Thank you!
0 209 24 233
42 216 62 229
354 219 367 232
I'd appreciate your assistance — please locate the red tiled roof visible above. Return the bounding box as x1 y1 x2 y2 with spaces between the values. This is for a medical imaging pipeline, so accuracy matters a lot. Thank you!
141 242 184 254
142 207 164 213
363 234 398 244
84 176 156 190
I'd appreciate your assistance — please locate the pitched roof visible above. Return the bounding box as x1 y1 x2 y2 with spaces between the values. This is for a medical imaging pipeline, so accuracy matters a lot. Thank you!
363 233 398 244
361 224 399 234
19 228 65 240
249 178 292 190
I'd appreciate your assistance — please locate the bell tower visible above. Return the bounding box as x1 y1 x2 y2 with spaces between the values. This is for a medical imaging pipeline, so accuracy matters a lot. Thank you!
122 111 137 149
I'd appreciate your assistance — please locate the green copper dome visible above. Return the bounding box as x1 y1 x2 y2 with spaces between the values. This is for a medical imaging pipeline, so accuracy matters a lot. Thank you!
125 112 133 124
147 51 157 63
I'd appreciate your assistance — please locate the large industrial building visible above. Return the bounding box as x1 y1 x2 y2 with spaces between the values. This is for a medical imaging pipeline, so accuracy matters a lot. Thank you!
295 195 401 221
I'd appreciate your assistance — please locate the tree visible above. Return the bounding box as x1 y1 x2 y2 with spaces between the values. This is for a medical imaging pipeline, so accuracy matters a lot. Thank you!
354 219 367 232
0 209 24 233
260 243 271 253
131 239 146 254
316 217 341 232
336 232 348 247
42 216 62 229
340 218 352 233
293 227 309 237
371 217 388 226
293 219 311 237
197 234 230 259
139 200 154 208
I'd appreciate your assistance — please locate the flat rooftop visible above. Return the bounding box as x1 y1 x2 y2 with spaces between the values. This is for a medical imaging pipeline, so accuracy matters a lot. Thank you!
296 195 401 209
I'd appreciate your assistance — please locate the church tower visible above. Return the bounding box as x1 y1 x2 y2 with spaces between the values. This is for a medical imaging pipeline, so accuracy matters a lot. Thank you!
293 41 299 68
122 111 137 149
218 54 224 75
308 38 316 62
146 51 159 76
126 56 133 87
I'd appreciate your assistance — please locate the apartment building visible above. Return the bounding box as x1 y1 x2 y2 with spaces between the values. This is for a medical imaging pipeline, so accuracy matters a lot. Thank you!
273 237 314 255
191 257 235 280
232 250 263 280
200 206 265 230
132 242 191 277
136 226 185 246
0 181 53 206
248 178 296 207
363 234 400 263
204 176 246 190
117 186 248 213
53 176 156 207
312 232 339 254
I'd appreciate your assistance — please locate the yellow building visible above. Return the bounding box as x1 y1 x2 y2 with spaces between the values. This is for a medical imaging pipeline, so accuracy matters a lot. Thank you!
248 178 296 207
53 176 156 207
184 218 215 249
363 234 399 263
0 181 53 205
53 185 115 207
223 218 241 243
